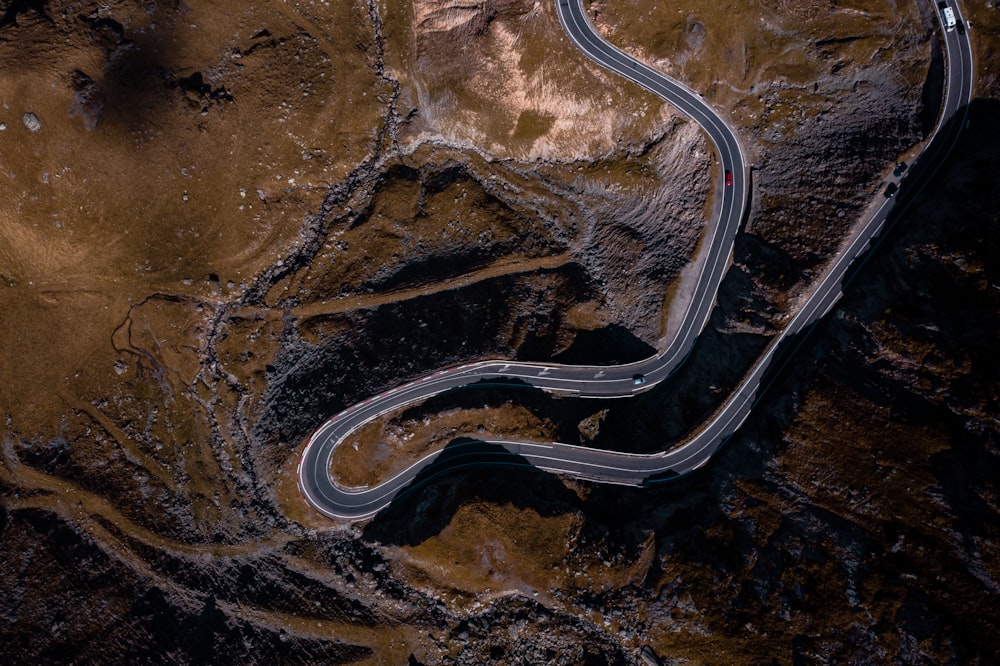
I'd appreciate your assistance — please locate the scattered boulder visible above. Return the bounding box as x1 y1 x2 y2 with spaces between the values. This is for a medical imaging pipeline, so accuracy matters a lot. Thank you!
22 112 41 132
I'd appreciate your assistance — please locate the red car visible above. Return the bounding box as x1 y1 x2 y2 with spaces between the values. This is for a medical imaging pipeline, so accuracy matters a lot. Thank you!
724 170 733 187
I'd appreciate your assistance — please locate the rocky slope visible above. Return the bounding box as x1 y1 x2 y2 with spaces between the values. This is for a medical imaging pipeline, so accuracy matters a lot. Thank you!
1 0 998 663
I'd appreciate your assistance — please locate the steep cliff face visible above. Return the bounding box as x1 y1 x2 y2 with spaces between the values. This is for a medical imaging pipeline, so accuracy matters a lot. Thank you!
2 0 998 663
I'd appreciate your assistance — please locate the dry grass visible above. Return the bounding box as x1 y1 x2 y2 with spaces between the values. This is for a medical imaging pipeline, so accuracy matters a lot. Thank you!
780 380 950 524
391 501 579 604
591 0 927 128
0 0 396 552
331 402 561 488
0 0 383 428
963 0 1000 96
593 0 922 85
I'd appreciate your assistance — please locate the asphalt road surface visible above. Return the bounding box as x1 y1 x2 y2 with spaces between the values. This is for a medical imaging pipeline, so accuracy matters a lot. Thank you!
298 0 974 520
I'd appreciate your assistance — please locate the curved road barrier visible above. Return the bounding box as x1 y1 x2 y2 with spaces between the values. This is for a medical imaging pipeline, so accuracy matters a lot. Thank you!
298 0 974 520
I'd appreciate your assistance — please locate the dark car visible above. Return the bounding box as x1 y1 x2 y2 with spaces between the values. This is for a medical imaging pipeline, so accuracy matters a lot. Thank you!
957 20 965 35
884 182 898 198
724 170 733 187
632 374 646 386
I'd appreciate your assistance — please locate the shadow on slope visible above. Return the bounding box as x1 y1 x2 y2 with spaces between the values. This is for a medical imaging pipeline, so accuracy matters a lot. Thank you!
548 323 657 366
362 438 582 547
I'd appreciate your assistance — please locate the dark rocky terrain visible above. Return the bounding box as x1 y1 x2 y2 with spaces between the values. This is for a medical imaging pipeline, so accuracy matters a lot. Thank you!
1 0 998 663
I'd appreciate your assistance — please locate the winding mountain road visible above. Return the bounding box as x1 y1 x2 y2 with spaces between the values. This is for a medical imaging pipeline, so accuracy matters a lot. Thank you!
297 0 974 520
